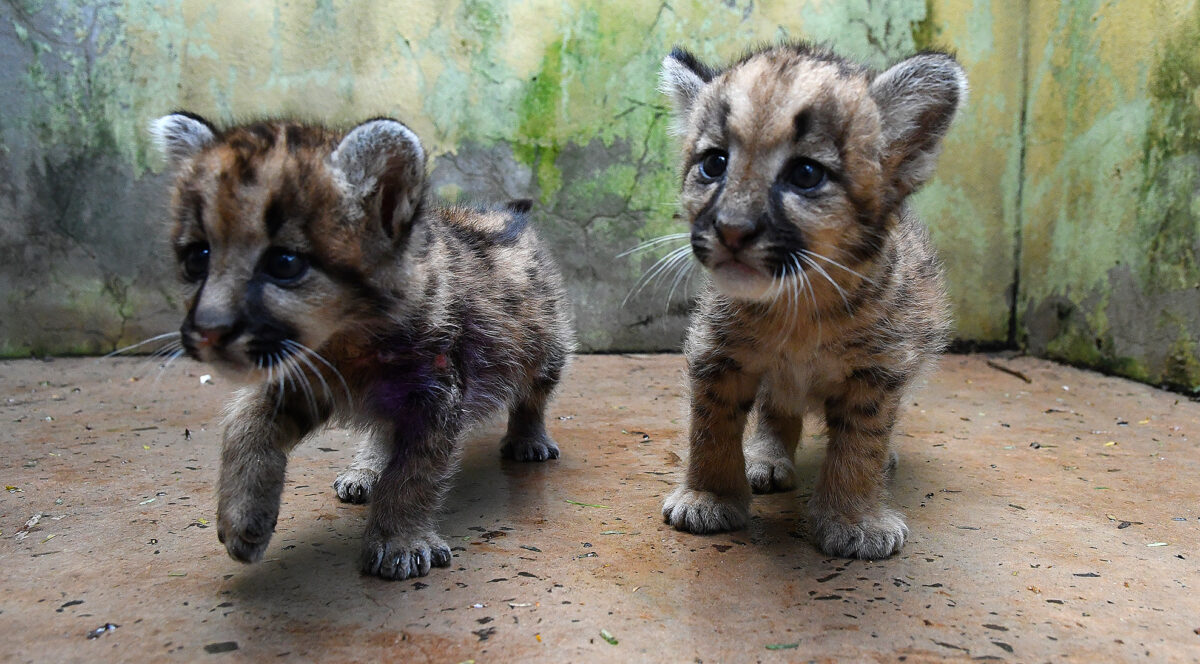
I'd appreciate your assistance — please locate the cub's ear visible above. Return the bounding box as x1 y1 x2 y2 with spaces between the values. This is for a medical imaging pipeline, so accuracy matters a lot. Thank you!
150 112 216 170
331 118 427 241
869 52 967 198
659 47 718 126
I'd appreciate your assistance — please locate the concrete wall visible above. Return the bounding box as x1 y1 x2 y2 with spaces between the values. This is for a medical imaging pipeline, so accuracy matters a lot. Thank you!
0 1 1196 391
1020 0 1200 391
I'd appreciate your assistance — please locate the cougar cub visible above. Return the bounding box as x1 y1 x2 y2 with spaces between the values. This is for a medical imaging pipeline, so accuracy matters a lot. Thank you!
151 113 572 579
657 43 963 559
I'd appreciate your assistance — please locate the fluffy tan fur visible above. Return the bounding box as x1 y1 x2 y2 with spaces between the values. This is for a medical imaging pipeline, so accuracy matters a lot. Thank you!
658 43 964 559
151 114 573 579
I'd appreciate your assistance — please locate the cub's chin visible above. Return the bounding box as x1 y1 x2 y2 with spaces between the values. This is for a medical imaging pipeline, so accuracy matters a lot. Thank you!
185 346 266 384
707 259 774 302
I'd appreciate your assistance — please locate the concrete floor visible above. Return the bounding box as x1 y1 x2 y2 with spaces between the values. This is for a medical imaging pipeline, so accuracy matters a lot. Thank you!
1 353 1198 663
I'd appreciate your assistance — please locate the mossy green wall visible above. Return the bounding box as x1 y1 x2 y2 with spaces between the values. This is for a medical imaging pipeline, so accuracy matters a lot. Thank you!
1 1 1196 391
1020 0 1200 391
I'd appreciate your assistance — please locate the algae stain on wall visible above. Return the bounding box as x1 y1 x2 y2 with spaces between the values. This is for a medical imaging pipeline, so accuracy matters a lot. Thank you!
0 0 1060 361
1020 0 1200 391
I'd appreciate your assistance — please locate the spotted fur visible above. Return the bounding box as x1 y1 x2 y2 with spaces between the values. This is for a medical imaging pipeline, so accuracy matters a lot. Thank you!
657 43 964 559
150 114 573 579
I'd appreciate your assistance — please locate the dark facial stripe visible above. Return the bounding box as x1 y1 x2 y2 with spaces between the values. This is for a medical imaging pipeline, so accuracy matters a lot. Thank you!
263 196 286 237
690 178 726 263
765 185 807 274
792 108 812 143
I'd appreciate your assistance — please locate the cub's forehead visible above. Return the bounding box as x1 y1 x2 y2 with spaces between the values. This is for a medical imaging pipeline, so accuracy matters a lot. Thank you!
171 122 342 245
699 51 875 147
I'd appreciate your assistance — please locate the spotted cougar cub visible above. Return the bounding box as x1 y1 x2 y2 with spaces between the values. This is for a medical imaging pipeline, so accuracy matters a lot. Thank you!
657 44 963 559
151 113 572 579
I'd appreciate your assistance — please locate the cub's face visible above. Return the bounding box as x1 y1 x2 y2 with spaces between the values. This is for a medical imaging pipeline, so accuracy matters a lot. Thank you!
660 45 966 301
151 115 426 376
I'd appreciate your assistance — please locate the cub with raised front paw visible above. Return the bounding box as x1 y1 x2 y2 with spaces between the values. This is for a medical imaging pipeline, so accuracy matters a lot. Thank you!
150 113 572 579
657 43 963 559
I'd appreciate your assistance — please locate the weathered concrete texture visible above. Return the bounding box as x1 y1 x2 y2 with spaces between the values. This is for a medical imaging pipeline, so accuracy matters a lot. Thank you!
1019 0 1200 392
0 0 1015 357
1 354 1198 662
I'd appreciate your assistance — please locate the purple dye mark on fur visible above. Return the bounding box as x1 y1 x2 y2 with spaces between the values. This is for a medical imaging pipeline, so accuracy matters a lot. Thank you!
364 332 448 430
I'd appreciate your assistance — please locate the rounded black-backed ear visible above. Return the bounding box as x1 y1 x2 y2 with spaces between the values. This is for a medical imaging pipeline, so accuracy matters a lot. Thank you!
330 118 427 241
869 52 968 198
149 112 216 170
659 47 719 127
505 198 533 215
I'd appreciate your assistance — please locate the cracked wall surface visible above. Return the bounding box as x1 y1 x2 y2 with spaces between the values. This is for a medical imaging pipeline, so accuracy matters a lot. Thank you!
1 0 1195 392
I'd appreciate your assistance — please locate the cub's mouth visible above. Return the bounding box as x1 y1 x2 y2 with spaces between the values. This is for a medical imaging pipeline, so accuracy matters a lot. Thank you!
700 251 777 301
712 257 765 279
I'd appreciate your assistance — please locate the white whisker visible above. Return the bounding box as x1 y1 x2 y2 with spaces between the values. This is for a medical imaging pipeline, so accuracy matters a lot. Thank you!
616 232 690 258
283 340 333 407
805 250 876 285
663 252 696 316
795 254 821 346
103 332 182 358
801 251 851 313
623 244 693 306
152 348 186 385
285 340 353 405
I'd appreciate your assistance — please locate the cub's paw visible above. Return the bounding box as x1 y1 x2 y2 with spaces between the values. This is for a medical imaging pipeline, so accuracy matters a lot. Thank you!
217 503 279 563
501 432 560 462
333 468 378 504
745 454 796 494
360 531 453 580
662 486 749 533
809 507 908 560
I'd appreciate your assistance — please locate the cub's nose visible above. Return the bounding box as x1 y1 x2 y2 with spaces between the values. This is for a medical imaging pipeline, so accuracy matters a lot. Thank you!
189 308 238 349
196 327 230 349
715 218 762 252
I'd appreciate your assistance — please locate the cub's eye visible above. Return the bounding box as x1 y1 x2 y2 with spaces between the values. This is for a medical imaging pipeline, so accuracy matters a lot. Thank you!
180 243 210 282
785 159 827 191
262 248 309 283
698 150 728 181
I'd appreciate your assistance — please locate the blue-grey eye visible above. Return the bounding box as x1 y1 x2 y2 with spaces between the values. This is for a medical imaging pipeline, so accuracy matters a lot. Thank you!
698 151 728 181
263 248 308 283
786 159 827 191
181 243 209 282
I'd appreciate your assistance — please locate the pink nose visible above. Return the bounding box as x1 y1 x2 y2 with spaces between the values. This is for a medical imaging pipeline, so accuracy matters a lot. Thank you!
196 328 227 349
716 223 756 251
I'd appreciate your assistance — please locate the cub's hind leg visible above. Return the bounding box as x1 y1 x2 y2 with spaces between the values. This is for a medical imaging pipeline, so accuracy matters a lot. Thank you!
501 357 565 462
334 429 390 504
663 350 761 533
744 390 803 493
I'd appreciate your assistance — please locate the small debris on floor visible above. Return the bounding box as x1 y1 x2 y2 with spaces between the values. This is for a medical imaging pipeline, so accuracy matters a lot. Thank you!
85 623 118 640
202 641 238 654
599 628 618 645
564 499 610 509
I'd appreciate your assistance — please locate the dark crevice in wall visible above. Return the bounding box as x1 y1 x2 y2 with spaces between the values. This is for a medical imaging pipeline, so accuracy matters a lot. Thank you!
1008 0 1032 350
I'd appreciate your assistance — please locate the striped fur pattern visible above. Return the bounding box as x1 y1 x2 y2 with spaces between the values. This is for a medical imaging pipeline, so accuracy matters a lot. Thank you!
658 44 964 559
151 114 573 580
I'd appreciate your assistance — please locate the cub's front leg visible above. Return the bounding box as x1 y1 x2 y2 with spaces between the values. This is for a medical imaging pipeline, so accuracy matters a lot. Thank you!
663 349 761 533
359 419 459 580
808 370 908 559
217 387 322 562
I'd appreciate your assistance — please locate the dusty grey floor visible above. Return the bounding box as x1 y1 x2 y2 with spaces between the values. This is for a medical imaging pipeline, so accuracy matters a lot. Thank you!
1 354 1198 663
